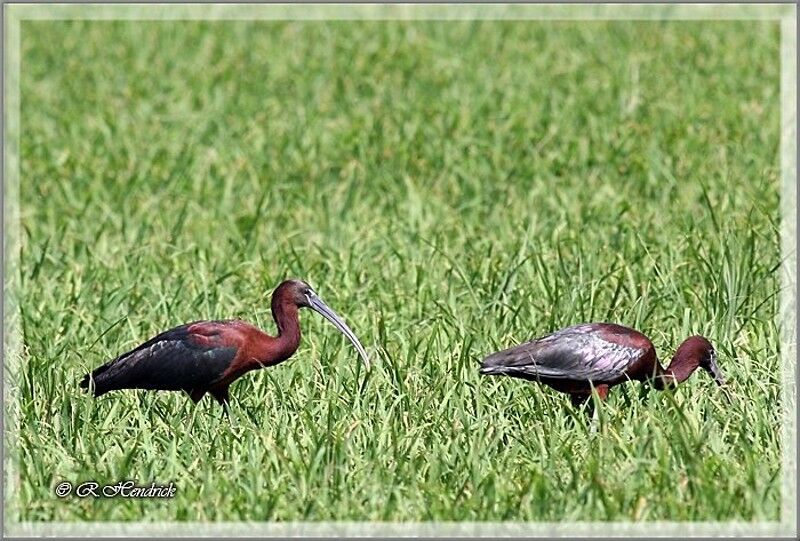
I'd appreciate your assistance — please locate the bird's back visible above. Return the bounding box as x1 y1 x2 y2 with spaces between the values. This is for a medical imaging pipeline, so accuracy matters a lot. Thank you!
80 320 239 396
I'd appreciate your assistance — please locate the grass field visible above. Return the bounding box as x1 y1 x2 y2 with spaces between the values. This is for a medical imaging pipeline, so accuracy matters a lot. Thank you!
11 19 783 522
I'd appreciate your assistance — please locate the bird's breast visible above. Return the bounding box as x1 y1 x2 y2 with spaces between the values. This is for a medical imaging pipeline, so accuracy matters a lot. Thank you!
216 332 286 382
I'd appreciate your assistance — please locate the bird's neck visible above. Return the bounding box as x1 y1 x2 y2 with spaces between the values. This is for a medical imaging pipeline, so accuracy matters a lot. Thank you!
654 352 700 390
270 301 301 361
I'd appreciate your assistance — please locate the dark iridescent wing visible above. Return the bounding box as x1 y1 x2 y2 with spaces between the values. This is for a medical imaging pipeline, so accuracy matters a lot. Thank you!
480 324 644 382
81 321 237 395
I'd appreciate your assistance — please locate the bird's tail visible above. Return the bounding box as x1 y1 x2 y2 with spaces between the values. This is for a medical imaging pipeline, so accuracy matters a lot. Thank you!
79 361 117 397
478 352 517 376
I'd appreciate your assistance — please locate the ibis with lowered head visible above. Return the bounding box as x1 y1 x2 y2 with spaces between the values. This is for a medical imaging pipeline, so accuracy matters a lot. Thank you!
479 323 725 406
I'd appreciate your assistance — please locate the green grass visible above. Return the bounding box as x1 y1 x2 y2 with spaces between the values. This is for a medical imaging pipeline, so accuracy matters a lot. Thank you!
11 20 782 522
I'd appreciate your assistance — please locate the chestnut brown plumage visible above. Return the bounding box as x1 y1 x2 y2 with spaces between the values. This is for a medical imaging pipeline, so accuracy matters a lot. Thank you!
479 323 725 406
79 279 369 414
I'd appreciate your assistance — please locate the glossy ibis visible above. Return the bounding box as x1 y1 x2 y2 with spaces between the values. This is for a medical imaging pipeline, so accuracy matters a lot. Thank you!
479 323 725 407
80 279 369 414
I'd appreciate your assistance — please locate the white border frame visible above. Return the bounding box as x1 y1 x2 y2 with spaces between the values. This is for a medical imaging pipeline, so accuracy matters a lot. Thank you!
3 3 796 537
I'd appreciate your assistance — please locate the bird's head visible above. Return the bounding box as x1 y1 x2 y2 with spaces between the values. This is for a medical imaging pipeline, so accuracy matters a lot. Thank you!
274 279 370 369
675 335 726 386
276 279 317 307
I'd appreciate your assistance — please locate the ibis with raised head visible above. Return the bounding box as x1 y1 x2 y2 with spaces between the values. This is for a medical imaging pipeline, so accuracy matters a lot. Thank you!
80 279 370 414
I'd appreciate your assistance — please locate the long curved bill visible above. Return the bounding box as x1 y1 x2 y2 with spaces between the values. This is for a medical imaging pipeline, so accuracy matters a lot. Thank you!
307 293 370 369
708 353 726 386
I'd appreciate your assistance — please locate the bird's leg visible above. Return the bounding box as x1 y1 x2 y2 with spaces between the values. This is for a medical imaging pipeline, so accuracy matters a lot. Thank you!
566 393 597 433
210 387 233 424
568 393 595 426
220 401 231 419
569 393 591 409
183 389 207 428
